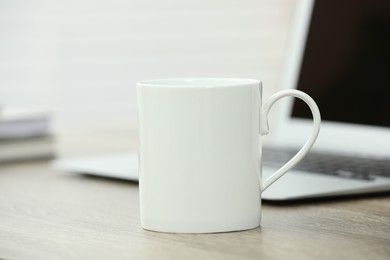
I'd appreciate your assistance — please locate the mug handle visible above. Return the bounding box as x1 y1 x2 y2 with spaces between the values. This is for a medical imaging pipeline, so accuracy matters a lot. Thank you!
260 89 321 193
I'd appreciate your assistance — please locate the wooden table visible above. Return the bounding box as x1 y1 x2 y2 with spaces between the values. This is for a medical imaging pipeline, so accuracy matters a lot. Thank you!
1 133 389 260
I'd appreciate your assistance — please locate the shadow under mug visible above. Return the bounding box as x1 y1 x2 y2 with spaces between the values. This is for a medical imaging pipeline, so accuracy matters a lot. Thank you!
137 78 321 233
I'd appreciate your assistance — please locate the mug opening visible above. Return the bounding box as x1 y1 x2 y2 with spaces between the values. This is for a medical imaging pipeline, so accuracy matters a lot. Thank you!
137 78 260 88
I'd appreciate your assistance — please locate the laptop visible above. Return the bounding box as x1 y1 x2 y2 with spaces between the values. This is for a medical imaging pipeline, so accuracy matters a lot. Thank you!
53 0 390 200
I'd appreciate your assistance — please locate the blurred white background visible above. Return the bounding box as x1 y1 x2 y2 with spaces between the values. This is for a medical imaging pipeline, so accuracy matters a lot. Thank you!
0 0 296 154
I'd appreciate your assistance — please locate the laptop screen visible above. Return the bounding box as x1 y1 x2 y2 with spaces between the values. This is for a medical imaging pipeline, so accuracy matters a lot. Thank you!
291 0 390 128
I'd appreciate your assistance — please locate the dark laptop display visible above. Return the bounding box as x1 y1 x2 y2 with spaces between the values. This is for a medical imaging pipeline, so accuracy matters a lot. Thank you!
291 0 390 127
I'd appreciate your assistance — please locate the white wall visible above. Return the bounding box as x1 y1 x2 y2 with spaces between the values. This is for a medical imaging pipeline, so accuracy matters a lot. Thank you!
0 0 296 133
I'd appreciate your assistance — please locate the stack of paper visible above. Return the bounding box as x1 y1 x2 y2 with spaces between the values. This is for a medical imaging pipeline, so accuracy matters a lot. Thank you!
0 108 55 164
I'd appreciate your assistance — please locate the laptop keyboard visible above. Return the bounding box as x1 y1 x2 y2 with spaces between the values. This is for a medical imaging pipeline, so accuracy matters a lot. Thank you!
263 147 390 181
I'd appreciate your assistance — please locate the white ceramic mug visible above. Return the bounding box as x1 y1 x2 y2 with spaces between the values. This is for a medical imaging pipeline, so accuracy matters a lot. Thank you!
137 78 320 233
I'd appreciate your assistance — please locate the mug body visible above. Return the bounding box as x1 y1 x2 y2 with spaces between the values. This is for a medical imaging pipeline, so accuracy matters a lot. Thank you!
137 78 262 233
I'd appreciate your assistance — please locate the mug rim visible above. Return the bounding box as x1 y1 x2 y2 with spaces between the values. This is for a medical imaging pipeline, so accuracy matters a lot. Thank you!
137 78 261 88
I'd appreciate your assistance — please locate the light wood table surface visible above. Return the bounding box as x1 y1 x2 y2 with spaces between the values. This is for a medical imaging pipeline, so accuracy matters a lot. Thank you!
0 132 389 260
